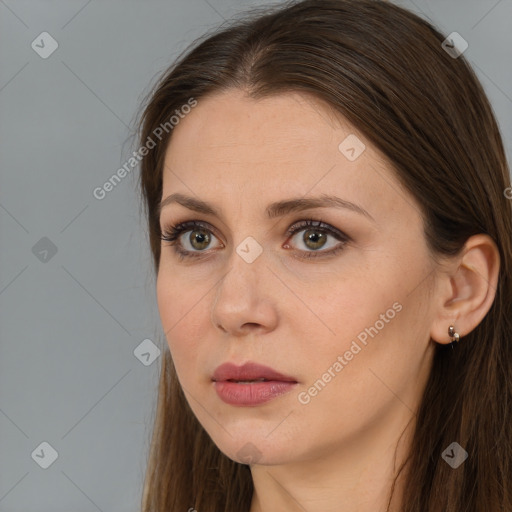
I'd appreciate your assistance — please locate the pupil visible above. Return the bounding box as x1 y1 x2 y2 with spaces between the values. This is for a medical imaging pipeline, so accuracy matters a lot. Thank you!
191 230 210 249
305 230 326 250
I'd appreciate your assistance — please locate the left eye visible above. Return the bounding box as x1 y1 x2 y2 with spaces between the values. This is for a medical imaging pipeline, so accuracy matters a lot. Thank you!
283 220 350 258
287 223 345 252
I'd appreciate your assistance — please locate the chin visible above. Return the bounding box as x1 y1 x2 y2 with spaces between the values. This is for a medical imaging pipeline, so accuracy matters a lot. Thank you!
211 432 296 466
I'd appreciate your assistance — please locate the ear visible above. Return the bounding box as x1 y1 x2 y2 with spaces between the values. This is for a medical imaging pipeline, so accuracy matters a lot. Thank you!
430 234 500 345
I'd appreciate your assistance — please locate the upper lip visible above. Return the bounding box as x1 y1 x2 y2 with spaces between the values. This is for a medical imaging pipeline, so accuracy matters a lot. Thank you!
212 362 297 382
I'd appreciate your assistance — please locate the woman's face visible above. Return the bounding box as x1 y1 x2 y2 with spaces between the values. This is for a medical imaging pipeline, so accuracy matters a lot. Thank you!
156 89 439 465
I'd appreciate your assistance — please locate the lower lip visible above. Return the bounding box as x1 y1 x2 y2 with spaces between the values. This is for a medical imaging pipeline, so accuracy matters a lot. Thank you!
213 380 298 406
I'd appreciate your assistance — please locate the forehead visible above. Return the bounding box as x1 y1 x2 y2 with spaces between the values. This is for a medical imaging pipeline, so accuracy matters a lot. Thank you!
160 89 409 223
165 89 348 162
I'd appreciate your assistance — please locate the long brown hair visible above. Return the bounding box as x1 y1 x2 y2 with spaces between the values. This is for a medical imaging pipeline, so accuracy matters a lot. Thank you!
135 1 512 510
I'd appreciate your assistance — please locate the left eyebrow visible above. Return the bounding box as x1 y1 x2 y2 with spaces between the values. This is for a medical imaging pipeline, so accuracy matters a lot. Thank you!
158 192 375 223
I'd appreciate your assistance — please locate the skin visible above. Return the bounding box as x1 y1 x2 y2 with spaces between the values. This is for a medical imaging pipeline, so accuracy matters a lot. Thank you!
156 89 500 512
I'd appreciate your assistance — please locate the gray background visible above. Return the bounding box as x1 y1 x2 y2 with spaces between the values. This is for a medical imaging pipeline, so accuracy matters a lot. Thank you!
1 0 511 510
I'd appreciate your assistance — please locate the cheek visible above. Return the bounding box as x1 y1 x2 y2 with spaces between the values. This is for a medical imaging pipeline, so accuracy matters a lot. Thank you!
156 271 208 370
156 266 202 329
298 261 411 374
156 271 177 334
316 276 389 337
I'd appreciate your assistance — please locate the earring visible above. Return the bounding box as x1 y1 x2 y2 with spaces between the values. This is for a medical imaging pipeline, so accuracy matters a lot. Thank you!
448 325 460 343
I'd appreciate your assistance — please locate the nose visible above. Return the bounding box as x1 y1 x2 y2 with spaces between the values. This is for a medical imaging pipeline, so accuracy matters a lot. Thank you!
210 246 279 336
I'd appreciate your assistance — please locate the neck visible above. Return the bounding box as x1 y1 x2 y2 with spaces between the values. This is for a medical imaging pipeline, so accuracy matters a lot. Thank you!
248 407 415 512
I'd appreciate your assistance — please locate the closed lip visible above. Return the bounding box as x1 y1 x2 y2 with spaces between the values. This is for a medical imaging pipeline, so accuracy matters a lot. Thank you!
212 362 297 382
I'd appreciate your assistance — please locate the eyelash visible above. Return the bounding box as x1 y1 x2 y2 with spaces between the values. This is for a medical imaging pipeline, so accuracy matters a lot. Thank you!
160 218 351 261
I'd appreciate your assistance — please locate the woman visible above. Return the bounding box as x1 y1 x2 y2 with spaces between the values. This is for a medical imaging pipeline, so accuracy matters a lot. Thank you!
135 0 512 510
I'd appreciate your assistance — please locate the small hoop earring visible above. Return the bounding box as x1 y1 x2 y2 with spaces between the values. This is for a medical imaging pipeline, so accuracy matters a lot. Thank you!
448 325 460 343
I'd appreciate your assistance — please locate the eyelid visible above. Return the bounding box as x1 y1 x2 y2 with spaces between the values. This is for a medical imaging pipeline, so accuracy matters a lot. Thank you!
285 218 348 241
